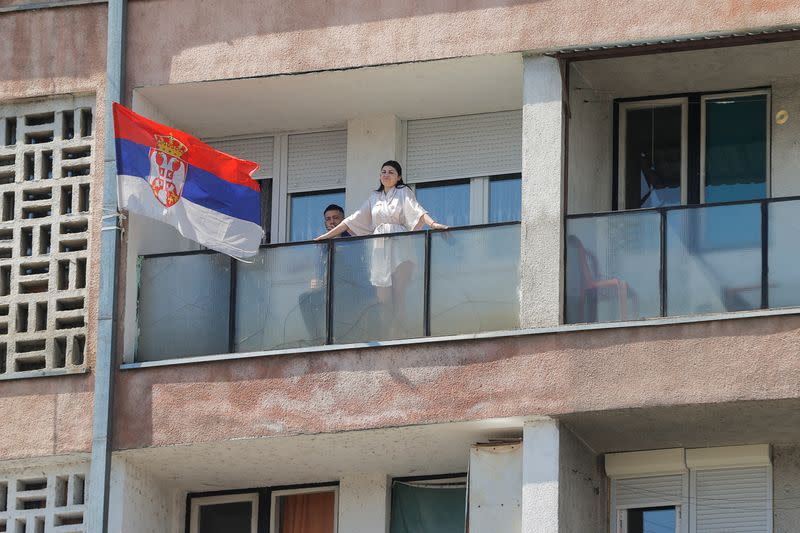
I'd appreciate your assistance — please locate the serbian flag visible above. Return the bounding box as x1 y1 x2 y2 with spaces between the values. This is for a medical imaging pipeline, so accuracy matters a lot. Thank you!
113 102 263 258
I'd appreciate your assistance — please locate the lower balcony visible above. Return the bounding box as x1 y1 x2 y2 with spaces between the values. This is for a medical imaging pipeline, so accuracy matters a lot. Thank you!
565 196 800 324
133 223 520 361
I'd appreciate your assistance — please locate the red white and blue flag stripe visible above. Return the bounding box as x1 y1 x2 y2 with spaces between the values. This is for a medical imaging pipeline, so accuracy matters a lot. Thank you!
113 102 263 258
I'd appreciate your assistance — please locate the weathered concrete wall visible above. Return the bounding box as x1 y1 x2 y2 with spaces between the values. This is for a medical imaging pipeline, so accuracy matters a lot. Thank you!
520 55 563 328
339 473 389 533
558 425 606 533
126 0 800 89
0 4 106 460
114 312 800 450
0 376 93 458
0 5 106 100
108 458 183 533
773 444 800 533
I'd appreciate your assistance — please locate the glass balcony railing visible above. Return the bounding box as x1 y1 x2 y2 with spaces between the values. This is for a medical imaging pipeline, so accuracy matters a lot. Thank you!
134 222 521 361
565 196 800 324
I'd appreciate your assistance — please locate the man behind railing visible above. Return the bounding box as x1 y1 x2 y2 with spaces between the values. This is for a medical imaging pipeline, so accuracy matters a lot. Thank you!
298 204 350 341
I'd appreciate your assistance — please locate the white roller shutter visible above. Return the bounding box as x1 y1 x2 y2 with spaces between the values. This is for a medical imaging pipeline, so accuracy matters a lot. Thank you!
614 475 684 508
694 467 770 533
406 110 522 183
207 136 274 180
287 130 347 193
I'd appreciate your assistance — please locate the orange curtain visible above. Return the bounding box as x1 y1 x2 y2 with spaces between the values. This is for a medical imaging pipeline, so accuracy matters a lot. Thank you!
279 491 335 533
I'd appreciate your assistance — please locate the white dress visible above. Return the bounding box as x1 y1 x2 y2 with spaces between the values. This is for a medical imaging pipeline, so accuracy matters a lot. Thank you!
343 187 428 287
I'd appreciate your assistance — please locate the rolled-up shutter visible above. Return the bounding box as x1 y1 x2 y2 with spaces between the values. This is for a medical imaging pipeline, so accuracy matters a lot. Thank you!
614 475 684 508
207 136 274 180
287 130 347 193
406 110 522 183
694 466 770 533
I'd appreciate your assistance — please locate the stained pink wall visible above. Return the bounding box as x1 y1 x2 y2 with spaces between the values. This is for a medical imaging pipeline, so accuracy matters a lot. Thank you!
0 5 107 460
126 0 800 89
0 375 93 458
114 314 800 450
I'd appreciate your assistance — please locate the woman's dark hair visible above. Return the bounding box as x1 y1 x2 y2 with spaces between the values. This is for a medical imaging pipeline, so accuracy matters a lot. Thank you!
376 160 407 192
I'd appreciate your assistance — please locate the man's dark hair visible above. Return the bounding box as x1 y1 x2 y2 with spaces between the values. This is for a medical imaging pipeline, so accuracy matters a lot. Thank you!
323 204 345 216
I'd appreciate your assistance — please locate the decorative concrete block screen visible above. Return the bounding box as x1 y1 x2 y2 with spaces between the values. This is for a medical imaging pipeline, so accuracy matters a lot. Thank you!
0 466 87 532
0 95 93 376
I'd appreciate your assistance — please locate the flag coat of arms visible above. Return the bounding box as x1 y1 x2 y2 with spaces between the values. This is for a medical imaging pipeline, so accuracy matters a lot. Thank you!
113 103 263 258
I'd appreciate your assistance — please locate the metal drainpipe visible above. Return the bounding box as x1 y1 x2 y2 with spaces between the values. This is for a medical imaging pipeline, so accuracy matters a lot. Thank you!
87 0 126 531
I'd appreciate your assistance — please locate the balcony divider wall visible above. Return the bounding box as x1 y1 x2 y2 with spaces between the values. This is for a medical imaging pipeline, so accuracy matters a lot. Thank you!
134 222 520 362
565 195 800 324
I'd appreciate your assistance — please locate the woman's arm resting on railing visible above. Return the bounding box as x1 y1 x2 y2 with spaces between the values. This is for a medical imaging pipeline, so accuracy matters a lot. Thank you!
414 213 448 231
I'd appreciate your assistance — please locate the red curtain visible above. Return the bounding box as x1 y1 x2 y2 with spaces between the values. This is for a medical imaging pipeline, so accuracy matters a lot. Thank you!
279 491 335 533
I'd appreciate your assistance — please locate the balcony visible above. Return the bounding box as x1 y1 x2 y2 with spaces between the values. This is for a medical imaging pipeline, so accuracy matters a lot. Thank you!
134 223 520 361
565 196 800 324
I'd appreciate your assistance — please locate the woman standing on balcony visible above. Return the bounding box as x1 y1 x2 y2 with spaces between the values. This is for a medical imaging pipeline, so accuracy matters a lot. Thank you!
315 160 447 333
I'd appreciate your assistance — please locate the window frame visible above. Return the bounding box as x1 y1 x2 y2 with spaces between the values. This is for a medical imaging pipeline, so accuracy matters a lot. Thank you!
388 473 468 533
616 97 689 210
607 446 773 533
699 89 772 204
614 87 772 211
287 188 346 242
188 492 260 533
408 175 521 226
618 505 681 533
269 485 339 533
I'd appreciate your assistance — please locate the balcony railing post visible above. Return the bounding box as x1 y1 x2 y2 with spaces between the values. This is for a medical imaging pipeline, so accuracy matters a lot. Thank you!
761 200 769 309
325 239 334 345
659 209 667 317
228 256 237 353
423 230 432 337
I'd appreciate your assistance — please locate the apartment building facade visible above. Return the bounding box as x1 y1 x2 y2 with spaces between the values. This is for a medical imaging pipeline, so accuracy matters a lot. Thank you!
2 0 800 531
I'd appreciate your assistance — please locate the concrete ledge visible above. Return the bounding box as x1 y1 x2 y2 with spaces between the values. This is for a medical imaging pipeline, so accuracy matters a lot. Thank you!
0 0 106 14
0 367 89 381
120 305 800 370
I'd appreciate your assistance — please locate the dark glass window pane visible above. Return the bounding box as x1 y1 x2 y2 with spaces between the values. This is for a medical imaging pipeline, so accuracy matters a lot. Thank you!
489 175 521 223
627 507 676 533
624 105 683 209
390 482 466 533
290 190 345 242
704 94 767 203
416 181 470 227
198 501 252 533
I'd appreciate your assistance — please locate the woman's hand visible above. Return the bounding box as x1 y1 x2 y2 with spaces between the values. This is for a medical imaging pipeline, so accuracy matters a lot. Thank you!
430 222 449 230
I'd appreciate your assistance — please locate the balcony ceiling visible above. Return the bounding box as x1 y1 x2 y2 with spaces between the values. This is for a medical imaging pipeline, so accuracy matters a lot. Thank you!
134 53 522 138
561 398 800 454
116 418 523 491
572 39 800 98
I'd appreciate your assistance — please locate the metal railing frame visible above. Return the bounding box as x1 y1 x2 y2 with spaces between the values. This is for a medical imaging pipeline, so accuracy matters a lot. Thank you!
137 221 521 358
564 194 800 322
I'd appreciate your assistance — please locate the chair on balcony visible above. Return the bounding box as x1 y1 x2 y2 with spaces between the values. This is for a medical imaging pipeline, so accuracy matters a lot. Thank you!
566 235 635 323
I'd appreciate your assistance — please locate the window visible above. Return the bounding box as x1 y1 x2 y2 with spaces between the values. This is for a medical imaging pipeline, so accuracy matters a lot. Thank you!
389 476 466 533
189 485 338 533
607 446 772 533
415 180 470 227
623 507 677 533
405 111 522 226
289 190 345 241
189 493 259 533
489 175 522 223
702 93 769 203
209 129 346 243
616 90 769 209
270 487 337 533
